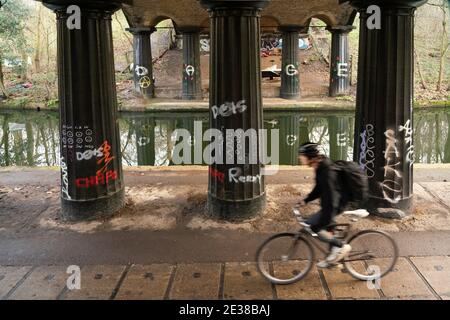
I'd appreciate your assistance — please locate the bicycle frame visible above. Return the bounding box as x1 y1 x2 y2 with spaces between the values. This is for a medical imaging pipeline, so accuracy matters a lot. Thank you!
294 225 376 264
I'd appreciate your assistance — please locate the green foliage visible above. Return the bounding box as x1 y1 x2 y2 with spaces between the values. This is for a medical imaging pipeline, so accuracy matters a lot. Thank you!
0 0 31 80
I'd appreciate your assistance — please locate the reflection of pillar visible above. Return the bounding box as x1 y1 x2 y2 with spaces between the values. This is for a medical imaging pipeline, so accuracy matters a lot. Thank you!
135 118 155 166
299 116 309 145
200 0 269 220
277 115 300 165
445 114 450 163
349 0 426 215
328 116 349 161
181 28 203 100
327 26 353 97
280 26 300 99
127 27 156 98
45 1 125 220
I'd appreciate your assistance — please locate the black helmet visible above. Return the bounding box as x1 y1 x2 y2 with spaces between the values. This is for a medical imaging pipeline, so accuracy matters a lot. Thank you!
298 142 320 158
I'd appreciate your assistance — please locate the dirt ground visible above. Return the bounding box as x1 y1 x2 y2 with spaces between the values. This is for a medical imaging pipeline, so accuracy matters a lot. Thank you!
1 167 450 235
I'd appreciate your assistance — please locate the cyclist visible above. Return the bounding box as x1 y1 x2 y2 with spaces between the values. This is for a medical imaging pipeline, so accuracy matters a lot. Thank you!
297 142 352 268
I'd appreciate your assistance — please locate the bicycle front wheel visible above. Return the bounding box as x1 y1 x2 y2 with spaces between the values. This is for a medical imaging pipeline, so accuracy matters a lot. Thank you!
344 230 399 281
256 233 314 285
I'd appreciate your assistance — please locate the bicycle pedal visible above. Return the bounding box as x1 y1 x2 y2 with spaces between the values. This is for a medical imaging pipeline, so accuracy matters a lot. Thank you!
328 263 344 270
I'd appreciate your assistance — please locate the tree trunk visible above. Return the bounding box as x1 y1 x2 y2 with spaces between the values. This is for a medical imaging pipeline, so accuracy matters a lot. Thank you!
444 114 450 163
34 4 43 74
437 1 449 91
0 53 8 98
25 121 35 166
414 49 428 90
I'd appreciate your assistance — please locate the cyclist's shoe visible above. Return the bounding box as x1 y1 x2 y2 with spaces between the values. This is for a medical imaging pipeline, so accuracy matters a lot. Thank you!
326 244 352 263
316 260 330 268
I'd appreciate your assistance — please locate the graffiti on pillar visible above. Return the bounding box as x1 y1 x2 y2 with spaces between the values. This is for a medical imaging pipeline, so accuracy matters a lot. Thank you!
74 140 118 189
96 140 115 175
337 63 348 77
60 156 71 200
380 129 403 204
139 76 152 89
228 167 262 184
185 65 195 78
399 119 415 168
337 133 347 147
135 65 149 77
75 170 118 188
286 135 297 146
137 137 151 147
264 119 278 128
76 145 104 161
211 100 247 120
359 124 376 178
62 125 95 160
209 167 225 183
200 39 210 52
285 64 299 76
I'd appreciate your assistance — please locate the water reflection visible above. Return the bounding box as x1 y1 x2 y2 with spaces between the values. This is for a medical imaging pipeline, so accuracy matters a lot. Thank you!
0 109 449 166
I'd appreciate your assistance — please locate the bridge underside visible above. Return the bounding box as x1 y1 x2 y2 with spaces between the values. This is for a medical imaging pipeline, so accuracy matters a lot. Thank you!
37 0 426 221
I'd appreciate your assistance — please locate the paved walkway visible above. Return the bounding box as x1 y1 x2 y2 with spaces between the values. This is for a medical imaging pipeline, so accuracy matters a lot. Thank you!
1 166 450 300
1 256 449 300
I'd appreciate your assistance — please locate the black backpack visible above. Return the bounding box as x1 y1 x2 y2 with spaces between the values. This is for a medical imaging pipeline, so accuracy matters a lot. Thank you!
333 160 369 203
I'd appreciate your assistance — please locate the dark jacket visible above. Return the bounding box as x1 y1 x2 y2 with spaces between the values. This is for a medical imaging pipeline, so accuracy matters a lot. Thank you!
304 157 346 231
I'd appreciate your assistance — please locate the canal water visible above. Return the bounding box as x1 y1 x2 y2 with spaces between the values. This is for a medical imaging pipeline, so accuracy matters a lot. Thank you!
0 108 449 167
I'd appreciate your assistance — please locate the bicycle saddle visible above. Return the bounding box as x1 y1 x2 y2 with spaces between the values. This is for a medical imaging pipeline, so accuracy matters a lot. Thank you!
342 209 370 218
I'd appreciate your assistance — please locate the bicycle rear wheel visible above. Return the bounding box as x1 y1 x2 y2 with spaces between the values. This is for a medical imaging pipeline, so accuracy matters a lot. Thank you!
256 233 314 285
344 230 399 281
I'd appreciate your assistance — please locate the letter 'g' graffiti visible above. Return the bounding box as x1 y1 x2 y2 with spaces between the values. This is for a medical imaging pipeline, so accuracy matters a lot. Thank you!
66 5 81 30
66 265 81 290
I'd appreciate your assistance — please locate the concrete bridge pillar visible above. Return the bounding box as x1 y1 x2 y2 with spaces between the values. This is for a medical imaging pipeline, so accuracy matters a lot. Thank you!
43 1 125 220
348 0 427 216
199 0 270 220
327 26 354 97
280 26 301 100
180 27 203 100
127 27 156 98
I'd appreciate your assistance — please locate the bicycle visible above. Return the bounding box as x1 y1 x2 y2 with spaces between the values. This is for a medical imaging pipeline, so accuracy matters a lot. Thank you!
256 207 399 285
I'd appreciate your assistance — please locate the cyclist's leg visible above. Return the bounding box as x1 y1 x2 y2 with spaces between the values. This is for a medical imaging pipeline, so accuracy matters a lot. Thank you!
306 211 342 248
